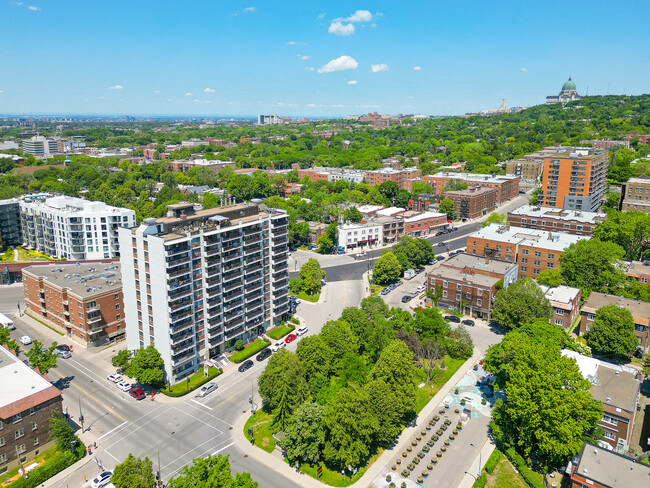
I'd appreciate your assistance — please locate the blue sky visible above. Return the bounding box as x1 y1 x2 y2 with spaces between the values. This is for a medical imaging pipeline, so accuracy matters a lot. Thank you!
1 0 648 117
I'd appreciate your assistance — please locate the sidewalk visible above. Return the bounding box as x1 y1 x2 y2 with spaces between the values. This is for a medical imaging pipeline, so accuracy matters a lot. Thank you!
231 347 483 488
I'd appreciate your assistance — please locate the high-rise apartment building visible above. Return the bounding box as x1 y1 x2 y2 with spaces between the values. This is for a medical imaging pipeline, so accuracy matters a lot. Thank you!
0 198 21 248
20 195 135 260
118 202 290 383
257 114 279 125
540 148 609 211
21 136 58 156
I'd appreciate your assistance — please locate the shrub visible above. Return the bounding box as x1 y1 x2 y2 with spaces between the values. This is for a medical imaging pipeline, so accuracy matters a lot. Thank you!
234 339 244 351
471 473 487 488
289 317 300 325
229 338 271 363
505 448 545 488
10 439 84 488
484 449 502 475
160 367 222 397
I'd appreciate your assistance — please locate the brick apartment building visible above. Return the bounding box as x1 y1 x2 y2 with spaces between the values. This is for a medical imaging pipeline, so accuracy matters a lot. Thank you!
620 132 650 145
402 212 447 236
0 346 63 473
444 187 498 219
620 176 650 213
506 205 607 236
540 285 581 330
624 260 650 285
580 139 630 150
568 442 650 488
466 224 587 279
579 292 650 354
408 193 436 212
423 172 519 204
363 167 422 189
23 262 125 346
426 253 518 319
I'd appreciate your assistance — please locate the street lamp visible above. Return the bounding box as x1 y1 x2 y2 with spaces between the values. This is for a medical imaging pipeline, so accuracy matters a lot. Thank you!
469 442 482 475
78 395 85 434
157 431 175 486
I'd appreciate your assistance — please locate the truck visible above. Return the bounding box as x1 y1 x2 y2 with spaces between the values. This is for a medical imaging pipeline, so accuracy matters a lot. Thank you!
0 312 15 330
404 269 416 280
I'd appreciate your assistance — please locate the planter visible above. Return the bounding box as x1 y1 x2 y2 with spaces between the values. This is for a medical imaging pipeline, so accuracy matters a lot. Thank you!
449 434 455 441
402 452 408 458
455 408 460 414
426 425 432 431
407 446 413 452
439 409 445 414
411 440 418 446
421 430 427 436
423 445 430 453
432 434 439 441
427 439 434 447
454 388 459 395
473 365 478 371
416 435 422 441
391 465 397 471
432 458 438 465
427 464 434 471
436 451 443 457
396 459 402 465
408 463 415 471
417 477 424 484
444 440 450 446
437 429 443 436
418 452 425 459
445 419 451 426
457 423 463 430
445 404 450 410
453 429 459 435
482 398 487 405
401 470 410 478
433 415 440 421
422 471 429 478
441 445 447 452
413 457 420 465
386 475 392 482
460 399 466 406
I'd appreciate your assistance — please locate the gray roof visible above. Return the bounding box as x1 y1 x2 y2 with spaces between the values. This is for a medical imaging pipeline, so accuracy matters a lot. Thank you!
581 292 650 326
23 262 122 299
469 223 588 251
441 253 518 275
509 205 606 224
572 442 650 486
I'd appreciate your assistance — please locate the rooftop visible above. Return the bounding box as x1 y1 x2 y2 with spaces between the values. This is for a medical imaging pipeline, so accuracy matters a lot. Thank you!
508 205 607 224
440 253 518 275
626 176 650 185
403 211 446 222
429 265 502 288
551 147 607 160
20 195 132 215
469 223 588 251
539 284 581 309
571 442 650 486
581 292 650 326
376 207 405 217
429 172 519 183
444 186 498 196
23 262 122 298
339 221 382 231
625 260 650 277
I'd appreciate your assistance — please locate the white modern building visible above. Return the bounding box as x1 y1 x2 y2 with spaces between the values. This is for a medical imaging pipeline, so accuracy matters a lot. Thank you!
19 195 135 260
118 202 290 383
258 114 279 125
21 136 58 156
338 222 383 250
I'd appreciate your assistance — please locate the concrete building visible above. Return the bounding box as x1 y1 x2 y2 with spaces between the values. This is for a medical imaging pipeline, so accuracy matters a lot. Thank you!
567 442 650 488
539 285 581 330
180 139 209 148
545 76 581 105
337 222 383 250
0 345 63 473
22 262 125 346
369 215 404 244
20 195 136 260
579 292 650 354
21 136 58 156
507 205 607 236
540 147 609 211
0 198 21 248
563 350 641 451
624 260 650 285
426 253 518 319
620 176 650 213
165 159 235 173
118 202 290 383
423 172 519 204
258 114 279 125
466 223 587 279
444 187 498 219
403 211 447 236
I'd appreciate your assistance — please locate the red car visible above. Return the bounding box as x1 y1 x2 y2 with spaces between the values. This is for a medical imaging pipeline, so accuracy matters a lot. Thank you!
284 333 297 344
129 388 145 400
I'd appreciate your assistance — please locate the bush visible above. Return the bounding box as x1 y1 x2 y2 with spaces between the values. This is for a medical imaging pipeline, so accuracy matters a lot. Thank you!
230 338 271 363
471 473 487 488
9 438 84 488
160 367 222 397
505 448 545 488
484 449 502 475
267 323 295 340
234 339 245 351
289 317 300 325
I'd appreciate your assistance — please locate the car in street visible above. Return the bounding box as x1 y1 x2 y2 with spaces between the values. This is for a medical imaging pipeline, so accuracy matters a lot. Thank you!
461 319 475 327
256 348 272 361
444 315 461 323
285 333 297 344
271 341 286 352
449 250 458 256
129 388 146 400
437 242 446 247
116 381 132 392
90 471 113 488
197 382 218 398
416 267 425 274
296 325 308 336
436 255 445 261
435 230 445 236
395 280 403 287
55 344 71 353
401 295 411 303
410 290 419 298
18 335 32 345
238 360 254 372
380 287 390 295
107 374 122 383
293 298 302 305
58 350 72 359
417 284 426 293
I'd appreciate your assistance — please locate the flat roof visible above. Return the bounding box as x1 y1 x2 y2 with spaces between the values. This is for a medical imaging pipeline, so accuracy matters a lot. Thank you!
508 205 606 224
428 172 519 183
625 260 650 277
626 176 650 185
572 442 650 486
403 211 446 222
440 253 518 275
468 223 588 251
429 266 501 288
539 284 581 307
582 292 650 326
23 262 122 298
376 207 405 217
445 187 498 196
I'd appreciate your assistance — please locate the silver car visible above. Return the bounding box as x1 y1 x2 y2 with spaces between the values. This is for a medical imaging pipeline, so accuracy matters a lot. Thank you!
197 382 218 398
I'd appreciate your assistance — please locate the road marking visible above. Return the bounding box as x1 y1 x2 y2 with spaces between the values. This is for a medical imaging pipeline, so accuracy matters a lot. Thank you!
189 398 213 410
49 369 127 422
212 441 234 455
170 405 222 434
98 421 128 440
102 405 173 451
98 403 166 442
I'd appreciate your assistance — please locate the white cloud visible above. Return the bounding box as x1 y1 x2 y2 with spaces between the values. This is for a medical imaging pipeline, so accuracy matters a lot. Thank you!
347 80 358 85
297 54 310 60
98 96 105 100
192 99 200 103
166 98 174 102
28 5 38 11
0 90 4 94
287 41 297 45
108 84 123 90
332 104 347 108
407 96 414 99
306 67 315 71
153 90 160 94
317 13 326 19
185 92 194 96
413 66 422 71
307 103 316 107
243 6 256 12
203 88 216 93
520 67 528 72
342 10 372 22
371 64 389 73
328 21 355 36
317 55 358 73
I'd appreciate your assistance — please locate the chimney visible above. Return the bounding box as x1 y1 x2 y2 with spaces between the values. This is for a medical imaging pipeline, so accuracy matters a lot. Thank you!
485 258 489 265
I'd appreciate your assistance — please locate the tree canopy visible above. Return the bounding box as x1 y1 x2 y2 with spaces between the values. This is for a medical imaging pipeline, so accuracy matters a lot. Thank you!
491 278 552 329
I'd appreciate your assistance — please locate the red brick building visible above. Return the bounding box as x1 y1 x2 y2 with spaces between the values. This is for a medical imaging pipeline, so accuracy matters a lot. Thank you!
620 132 650 145
363 167 422 189
539 285 581 330
444 187 498 219
402 212 447 237
422 172 519 204
23 262 125 347
568 442 650 488
507 205 606 236
625 260 650 285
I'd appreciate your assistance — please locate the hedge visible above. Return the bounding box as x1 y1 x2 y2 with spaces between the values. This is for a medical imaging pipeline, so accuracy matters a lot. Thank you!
484 449 502 474
230 338 271 363
471 473 487 488
160 367 222 397
289 317 300 325
505 448 545 488
9 438 85 488
267 323 295 340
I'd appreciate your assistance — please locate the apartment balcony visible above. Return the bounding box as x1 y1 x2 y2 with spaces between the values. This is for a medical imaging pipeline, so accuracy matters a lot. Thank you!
223 252 242 263
169 286 192 301
223 281 243 293
225 316 245 331
245 290 264 303
169 300 192 314
205 265 221 277
167 266 191 278
244 253 263 265
170 309 193 324
165 246 191 258
245 274 263 286
171 350 195 367
172 340 195 356
222 241 242 253
245 264 263 275
87 314 103 325
273 237 288 246
170 328 194 344
274 303 290 315
225 326 244 340
222 271 241 283
224 309 244 323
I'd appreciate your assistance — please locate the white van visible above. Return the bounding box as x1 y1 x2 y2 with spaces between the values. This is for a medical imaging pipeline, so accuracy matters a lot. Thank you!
0 312 15 330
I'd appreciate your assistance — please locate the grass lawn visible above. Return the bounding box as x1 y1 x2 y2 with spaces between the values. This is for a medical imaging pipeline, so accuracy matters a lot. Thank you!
25 311 65 336
0 249 14 263
295 449 384 487
2 446 58 480
244 409 277 453
16 246 60 262
370 284 383 295
415 356 465 412
160 367 222 397
486 456 529 488
230 338 270 363
295 290 319 303
267 323 295 340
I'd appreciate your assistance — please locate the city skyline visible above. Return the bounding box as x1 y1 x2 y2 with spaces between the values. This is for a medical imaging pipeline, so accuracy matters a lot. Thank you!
1 0 649 116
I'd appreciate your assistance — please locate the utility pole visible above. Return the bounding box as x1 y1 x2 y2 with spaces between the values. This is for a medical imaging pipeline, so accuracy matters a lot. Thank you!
157 431 175 487
78 395 84 434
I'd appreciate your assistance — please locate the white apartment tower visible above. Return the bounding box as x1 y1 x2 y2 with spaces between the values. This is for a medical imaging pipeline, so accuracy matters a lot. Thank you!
19 195 135 260
118 202 290 383
21 135 59 156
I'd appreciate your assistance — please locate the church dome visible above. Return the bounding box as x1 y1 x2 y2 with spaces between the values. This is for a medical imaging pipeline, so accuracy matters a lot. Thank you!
562 77 576 92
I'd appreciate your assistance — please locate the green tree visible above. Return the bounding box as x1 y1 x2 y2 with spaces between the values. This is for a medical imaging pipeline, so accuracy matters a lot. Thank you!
373 251 402 285
481 212 506 227
438 198 455 220
364 378 405 446
412 307 450 340
296 335 334 380
491 278 552 329
593 211 650 261
0 326 19 355
337 352 369 386
168 454 257 488
369 340 417 421
111 454 156 488
258 349 308 411
281 402 326 466
536 269 566 287
560 239 627 295
586 304 638 357
528 187 540 205
126 346 165 387
296 258 326 295
319 320 360 368
344 206 363 223
644 355 650 378
445 325 474 359
26 339 58 374
112 349 133 371
48 411 76 452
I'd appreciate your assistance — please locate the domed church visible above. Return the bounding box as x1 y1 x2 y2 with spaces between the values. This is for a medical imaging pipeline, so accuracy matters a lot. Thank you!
546 76 581 105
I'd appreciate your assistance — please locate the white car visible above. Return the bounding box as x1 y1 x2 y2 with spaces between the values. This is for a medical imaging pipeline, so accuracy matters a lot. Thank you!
107 374 122 383
271 341 286 353
197 382 218 398
18 335 32 346
417 284 426 293
117 381 132 392
294 298 302 305
90 471 113 488
296 326 308 336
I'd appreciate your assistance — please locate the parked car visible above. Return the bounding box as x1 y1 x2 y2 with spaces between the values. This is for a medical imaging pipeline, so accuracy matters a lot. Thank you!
296 325 308 336
435 231 445 236
129 388 146 400
417 284 426 293
55 344 71 353
271 341 286 352
395 280 403 287
380 288 390 295
449 250 458 256
18 335 32 345
238 360 254 372
437 242 446 248
461 319 475 327
388 284 396 290
197 382 217 398
256 348 272 361
117 381 132 392
436 256 445 261
410 291 419 298
285 333 298 344
90 472 113 488
107 374 122 383
444 315 461 323
416 267 425 274
58 350 71 359
401 295 411 303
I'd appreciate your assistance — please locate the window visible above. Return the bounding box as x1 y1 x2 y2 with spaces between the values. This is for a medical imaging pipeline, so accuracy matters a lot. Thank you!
0 453 6 464
442 281 448 288
0 437 4 447
16 443 26 454
533 268 540 275
602 415 619 426
534 251 541 257
533 260 540 266
522 249 529 255
29 407 35 416
556 309 564 316
442 291 448 298
115 294 119 300
521 266 527 272
15 428 24 439
117 314 121 320
34 438 39 446
115 304 120 310
477 298 482 306
587 313 595 321
547 262 554 269
555 319 563 326
521 258 528 264
13 413 21 424
603 430 616 440
456 293 461 300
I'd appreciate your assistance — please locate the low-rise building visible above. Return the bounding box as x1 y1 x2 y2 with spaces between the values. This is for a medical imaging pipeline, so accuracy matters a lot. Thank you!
423 172 519 204
579 293 650 354
624 260 650 285
507 205 606 236
426 254 518 319
620 176 650 213
567 442 650 488
0 345 63 473
620 132 650 145
165 159 235 173
307 222 328 244
369 215 404 244
22 262 125 346
580 139 630 150
562 350 641 451
364 167 422 189
403 211 447 236
408 194 436 212
444 187 498 219
338 222 383 250
540 285 581 330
